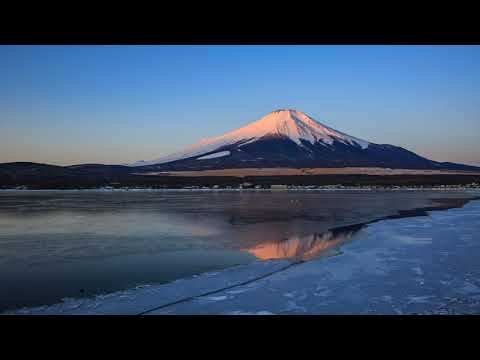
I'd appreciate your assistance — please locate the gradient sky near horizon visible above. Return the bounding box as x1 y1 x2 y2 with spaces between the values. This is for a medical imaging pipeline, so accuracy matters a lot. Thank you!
1 45 479 166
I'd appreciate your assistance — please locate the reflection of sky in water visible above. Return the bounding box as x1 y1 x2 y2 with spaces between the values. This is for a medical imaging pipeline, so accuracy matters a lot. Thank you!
0 211 224 237
0 190 473 265
0 191 474 264
0 209 361 263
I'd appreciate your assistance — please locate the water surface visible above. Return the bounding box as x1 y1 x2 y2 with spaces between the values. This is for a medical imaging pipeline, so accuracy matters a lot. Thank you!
0 190 476 312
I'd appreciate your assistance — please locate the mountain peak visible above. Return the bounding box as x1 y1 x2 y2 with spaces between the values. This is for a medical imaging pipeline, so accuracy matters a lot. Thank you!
270 108 298 113
268 108 307 119
249 109 370 149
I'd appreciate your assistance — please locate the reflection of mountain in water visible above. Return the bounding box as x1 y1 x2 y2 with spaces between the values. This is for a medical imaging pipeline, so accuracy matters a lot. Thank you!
244 224 363 261
244 197 480 261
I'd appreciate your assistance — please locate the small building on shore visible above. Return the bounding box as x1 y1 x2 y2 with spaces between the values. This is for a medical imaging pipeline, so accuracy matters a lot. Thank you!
239 182 254 189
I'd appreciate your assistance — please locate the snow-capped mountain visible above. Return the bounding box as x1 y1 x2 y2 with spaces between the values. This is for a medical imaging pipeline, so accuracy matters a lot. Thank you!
133 109 479 171
134 109 369 166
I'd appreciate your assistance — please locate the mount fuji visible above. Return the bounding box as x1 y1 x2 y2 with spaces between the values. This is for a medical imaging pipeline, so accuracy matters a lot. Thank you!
133 109 478 172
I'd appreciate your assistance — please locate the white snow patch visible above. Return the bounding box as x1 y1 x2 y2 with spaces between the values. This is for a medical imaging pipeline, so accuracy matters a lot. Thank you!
200 295 228 301
196 151 230 160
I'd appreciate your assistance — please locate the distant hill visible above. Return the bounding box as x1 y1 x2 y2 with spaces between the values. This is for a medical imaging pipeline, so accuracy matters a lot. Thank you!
0 162 132 188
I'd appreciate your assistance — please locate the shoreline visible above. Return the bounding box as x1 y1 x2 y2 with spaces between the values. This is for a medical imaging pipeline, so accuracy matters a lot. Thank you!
2 186 480 192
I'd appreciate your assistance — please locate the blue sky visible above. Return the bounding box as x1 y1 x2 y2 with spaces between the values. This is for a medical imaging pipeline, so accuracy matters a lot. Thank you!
1 45 479 165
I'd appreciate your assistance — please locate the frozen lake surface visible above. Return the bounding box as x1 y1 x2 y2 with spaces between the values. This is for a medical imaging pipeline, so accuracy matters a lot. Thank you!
1 190 479 314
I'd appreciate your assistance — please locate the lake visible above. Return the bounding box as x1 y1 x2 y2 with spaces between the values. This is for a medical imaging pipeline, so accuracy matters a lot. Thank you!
0 189 476 312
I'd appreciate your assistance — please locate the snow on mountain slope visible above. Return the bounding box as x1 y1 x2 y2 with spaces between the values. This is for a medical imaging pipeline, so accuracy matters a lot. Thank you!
133 109 370 166
196 151 231 160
